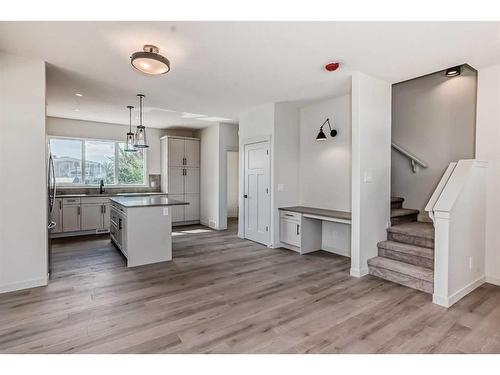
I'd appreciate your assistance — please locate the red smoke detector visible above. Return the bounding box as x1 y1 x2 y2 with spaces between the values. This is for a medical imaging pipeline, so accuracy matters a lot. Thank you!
325 62 340 72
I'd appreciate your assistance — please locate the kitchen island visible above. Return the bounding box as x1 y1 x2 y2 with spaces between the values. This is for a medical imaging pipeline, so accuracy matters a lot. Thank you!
109 196 188 267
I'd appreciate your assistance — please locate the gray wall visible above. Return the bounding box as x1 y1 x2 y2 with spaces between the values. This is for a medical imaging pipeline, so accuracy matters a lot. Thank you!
391 66 477 214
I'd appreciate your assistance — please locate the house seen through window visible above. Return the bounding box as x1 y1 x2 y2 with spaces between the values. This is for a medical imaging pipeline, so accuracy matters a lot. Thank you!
49 137 145 185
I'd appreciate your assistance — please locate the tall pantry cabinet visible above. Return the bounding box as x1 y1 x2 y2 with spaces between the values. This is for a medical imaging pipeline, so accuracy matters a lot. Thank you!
160 136 200 225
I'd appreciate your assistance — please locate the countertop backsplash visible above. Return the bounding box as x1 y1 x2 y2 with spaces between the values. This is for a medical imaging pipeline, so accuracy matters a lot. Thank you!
56 174 162 196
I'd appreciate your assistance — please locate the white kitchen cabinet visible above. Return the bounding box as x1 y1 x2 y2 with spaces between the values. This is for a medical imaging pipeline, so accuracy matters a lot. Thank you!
160 136 200 225
51 198 63 233
280 218 301 248
168 194 185 223
184 139 200 167
62 204 80 232
184 194 200 222
81 197 111 232
184 167 200 194
168 138 185 167
102 203 110 229
168 167 185 195
81 204 102 231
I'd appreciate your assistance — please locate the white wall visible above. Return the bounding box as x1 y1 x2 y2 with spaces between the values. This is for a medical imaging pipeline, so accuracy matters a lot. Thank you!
227 151 239 218
299 95 352 256
0 53 48 293
199 122 239 230
351 72 392 277
238 103 275 238
272 103 300 246
47 117 163 176
199 124 220 229
392 68 476 215
475 63 500 285
218 123 239 229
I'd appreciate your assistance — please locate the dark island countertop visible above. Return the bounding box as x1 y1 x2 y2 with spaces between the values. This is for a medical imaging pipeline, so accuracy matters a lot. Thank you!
110 196 188 208
279 206 351 221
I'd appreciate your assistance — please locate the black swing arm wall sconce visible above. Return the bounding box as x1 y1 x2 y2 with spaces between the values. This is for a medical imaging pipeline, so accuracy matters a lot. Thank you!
315 118 338 141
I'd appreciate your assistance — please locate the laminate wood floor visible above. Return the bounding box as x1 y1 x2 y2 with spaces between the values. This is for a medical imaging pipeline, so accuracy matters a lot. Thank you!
1 220 500 354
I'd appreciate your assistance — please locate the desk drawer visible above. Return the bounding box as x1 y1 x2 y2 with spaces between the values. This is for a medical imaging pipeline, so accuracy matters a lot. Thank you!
279 210 301 221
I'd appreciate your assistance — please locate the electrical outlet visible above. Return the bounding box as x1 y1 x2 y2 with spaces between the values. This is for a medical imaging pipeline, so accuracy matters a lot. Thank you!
277 184 284 192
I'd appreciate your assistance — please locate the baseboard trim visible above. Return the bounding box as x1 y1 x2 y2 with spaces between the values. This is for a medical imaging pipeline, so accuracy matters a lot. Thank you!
0 276 48 294
485 275 500 287
433 276 485 308
350 267 368 278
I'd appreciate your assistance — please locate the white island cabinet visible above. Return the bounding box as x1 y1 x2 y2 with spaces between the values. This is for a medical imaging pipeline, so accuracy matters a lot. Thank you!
109 196 188 267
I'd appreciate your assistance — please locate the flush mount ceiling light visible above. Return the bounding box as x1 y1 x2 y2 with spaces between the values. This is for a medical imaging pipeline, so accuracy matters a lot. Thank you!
446 65 462 78
316 118 337 141
131 45 170 75
134 94 149 148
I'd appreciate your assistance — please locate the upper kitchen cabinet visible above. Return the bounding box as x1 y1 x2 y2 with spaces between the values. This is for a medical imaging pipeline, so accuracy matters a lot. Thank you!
166 137 200 168
184 139 200 167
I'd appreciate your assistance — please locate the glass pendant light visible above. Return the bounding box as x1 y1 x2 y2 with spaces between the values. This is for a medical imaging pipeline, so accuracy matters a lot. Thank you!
125 105 138 152
134 94 149 148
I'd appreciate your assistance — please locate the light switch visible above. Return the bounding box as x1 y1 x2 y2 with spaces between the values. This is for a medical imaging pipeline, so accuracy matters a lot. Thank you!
364 171 373 183
277 184 284 192
163 207 169 216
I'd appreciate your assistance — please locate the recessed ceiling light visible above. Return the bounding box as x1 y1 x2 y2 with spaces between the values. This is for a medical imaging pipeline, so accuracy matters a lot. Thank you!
75 93 83 97
131 45 170 75
445 66 462 78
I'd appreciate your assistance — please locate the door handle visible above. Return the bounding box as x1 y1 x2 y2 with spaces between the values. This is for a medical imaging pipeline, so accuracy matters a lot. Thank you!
103 205 106 213
244 194 248 198
119 218 122 230
296 224 300 235
48 221 56 230
77 206 81 215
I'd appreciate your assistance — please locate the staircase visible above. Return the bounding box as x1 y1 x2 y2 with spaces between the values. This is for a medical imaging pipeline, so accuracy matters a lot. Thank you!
368 197 435 294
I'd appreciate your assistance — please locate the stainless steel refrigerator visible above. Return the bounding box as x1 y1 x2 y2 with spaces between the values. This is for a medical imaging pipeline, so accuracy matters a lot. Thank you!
47 148 57 278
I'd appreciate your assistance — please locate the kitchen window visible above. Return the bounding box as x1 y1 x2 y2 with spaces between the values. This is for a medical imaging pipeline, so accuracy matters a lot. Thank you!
49 137 146 186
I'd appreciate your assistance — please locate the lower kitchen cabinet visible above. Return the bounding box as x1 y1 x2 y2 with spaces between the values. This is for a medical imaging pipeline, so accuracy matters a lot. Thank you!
168 194 185 223
81 204 103 231
53 197 112 237
62 201 81 232
184 194 200 222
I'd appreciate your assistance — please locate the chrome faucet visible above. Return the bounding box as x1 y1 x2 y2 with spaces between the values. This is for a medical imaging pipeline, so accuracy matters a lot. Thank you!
99 179 105 194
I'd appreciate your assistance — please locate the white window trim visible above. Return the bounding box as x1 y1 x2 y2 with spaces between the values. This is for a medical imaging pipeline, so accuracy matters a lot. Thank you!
47 135 148 188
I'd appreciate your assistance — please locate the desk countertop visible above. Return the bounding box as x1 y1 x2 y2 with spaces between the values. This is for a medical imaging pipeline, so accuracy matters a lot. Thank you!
279 206 351 221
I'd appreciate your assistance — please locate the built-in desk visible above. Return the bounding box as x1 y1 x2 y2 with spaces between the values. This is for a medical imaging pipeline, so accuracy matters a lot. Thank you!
279 206 351 254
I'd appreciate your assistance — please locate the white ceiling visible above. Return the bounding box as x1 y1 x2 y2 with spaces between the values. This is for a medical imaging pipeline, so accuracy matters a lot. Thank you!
1 21 499 129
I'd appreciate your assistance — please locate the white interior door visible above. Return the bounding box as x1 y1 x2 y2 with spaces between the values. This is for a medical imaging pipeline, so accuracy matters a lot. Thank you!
244 140 270 245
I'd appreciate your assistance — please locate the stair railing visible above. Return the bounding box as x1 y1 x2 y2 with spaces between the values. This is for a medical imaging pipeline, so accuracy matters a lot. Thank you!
391 141 428 173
